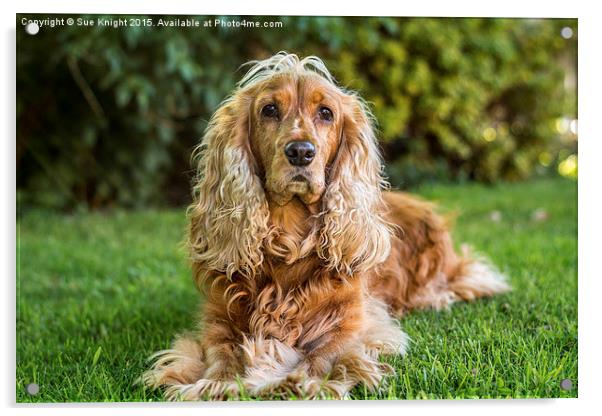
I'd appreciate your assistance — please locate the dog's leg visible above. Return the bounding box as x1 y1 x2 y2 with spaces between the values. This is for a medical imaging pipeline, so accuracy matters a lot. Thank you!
378 192 510 313
239 335 303 397
261 290 407 399
142 317 245 401
273 315 407 401
140 333 206 397
362 296 409 357
251 330 358 400
409 245 511 311
234 279 364 399
177 318 247 401
316 297 409 398
446 246 511 301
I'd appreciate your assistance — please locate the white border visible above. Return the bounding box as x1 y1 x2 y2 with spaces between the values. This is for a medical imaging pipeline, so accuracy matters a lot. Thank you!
9 0 581 17
3 1 600 415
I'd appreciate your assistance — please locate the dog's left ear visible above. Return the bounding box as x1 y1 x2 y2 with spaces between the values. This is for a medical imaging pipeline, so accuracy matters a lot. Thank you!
318 94 392 275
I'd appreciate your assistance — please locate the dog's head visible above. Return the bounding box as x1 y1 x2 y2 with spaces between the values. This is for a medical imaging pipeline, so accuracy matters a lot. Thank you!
188 53 391 282
248 67 343 206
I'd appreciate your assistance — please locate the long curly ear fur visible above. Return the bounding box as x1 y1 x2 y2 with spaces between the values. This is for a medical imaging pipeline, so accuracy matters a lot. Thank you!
317 94 392 275
188 93 269 285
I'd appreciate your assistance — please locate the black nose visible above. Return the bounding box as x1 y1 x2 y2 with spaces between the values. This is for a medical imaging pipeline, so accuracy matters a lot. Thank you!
284 141 316 166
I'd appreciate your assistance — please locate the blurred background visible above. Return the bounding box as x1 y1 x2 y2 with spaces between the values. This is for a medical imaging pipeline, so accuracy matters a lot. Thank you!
16 15 577 211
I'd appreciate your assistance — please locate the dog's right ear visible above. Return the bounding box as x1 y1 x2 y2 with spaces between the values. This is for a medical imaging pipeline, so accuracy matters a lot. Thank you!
187 92 269 287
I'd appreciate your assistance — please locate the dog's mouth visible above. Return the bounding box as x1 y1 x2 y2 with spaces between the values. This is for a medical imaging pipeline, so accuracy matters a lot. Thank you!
268 171 324 206
291 174 309 183
286 174 310 195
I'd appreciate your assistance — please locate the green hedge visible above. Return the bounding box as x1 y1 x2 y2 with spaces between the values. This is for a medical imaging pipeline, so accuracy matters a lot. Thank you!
16 15 577 210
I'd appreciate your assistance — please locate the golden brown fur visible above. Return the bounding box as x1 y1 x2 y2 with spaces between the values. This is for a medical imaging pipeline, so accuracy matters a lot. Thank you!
142 52 510 400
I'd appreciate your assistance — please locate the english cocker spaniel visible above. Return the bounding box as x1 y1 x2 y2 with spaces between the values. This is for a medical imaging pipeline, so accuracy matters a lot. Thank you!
142 52 510 400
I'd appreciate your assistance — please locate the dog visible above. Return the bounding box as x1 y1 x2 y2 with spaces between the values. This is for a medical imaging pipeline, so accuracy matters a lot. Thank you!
142 52 510 400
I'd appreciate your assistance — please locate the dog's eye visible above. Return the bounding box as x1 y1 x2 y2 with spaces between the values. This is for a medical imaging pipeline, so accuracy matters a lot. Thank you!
261 104 279 119
318 106 334 122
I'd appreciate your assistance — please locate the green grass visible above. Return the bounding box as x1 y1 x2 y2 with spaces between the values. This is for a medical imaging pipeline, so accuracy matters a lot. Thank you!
16 178 577 402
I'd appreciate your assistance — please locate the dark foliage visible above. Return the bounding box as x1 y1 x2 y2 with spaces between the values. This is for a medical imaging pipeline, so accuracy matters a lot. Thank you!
16 15 577 210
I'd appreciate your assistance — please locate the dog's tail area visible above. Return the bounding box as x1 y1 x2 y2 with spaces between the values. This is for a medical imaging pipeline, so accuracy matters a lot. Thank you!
447 245 511 301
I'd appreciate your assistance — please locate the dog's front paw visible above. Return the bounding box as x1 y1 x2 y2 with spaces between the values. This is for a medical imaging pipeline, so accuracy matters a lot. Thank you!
241 353 353 399
165 378 241 401
280 365 354 399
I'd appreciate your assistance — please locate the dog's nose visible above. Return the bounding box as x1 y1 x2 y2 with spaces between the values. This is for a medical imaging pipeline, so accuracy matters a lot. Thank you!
284 141 316 166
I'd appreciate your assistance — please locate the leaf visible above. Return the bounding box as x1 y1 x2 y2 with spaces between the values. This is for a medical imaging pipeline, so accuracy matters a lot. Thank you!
92 346 102 366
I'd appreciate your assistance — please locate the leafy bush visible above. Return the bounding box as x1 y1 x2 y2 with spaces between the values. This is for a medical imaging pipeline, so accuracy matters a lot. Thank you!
16 15 577 209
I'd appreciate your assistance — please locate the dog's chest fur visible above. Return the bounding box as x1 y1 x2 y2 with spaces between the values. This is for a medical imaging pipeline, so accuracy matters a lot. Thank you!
227 198 364 350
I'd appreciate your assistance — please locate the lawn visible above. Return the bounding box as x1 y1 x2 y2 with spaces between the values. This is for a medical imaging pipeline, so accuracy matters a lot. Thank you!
16 177 578 402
